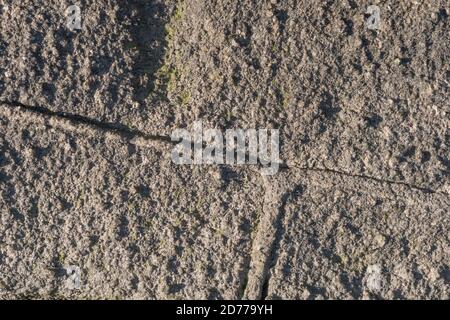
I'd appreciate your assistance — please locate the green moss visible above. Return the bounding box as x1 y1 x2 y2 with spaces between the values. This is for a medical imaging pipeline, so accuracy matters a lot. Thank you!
145 219 152 230
173 5 184 21
225 109 233 122
58 252 66 264
271 44 278 53
272 80 291 108
153 1 186 98
167 68 177 92
155 65 178 95
165 25 175 42
179 90 191 106
173 188 182 200
128 201 137 214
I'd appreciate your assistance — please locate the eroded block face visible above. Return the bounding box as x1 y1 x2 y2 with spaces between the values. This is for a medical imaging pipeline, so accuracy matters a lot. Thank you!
0 105 263 299
1 1 448 192
0 1 176 128
156 0 449 192
0 0 448 300
263 171 450 300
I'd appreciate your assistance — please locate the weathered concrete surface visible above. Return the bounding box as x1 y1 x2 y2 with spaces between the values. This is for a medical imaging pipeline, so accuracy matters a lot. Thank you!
0 0 449 300
1 1 448 190
0 0 177 129
0 105 264 299
244 171 449 300
163 0 449 192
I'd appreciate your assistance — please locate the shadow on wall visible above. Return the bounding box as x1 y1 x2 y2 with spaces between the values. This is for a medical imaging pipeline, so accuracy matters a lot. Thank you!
0 1 172 114
120 0 171 102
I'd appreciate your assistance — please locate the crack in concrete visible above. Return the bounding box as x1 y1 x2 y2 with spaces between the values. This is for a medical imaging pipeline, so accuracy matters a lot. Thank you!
242 175 283 300
243 168 447 300
243 177 310 300
286 164 448 196
1 99 448 300
0 100 175 144
1 100 447 197
237 169 266 299
286 163 447 196
259 183 305 300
